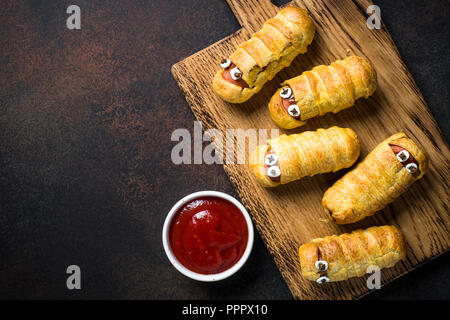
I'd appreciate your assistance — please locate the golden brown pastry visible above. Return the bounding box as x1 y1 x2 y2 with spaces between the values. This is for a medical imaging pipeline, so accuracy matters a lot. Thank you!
212 6 315 103
298 225 406 283
269 55 377 129
249 127 360 187
323 132 428 224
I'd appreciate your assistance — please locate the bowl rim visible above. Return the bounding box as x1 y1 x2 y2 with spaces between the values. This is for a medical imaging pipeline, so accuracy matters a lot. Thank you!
162 190 254 282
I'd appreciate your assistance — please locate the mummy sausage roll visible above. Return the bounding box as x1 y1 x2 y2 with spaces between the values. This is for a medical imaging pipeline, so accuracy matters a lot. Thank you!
269 56 377 129
323 132 428 224
298 225 406 283
249 127 360 187
212 7 315 103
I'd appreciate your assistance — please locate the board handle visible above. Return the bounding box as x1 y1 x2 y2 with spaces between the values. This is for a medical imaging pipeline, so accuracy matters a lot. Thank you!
225 0 279 32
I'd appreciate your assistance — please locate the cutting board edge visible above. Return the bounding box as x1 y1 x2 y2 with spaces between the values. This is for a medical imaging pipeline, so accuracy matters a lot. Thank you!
170 0 450 300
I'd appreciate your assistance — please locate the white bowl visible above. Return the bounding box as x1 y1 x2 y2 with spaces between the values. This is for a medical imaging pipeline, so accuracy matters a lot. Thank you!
162 191 254 282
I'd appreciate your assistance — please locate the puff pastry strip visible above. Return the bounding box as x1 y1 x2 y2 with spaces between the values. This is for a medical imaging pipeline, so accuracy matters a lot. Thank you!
269 56 377 129
249 126 360 187
299 225 406 283
323 132 428 224
212 6 315 103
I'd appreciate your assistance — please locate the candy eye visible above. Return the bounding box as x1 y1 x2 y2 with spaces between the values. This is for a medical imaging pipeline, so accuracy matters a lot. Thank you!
396 150 410 163
267 165 281 178
315 260 328 271
264 153 278 166
406 163 418 174
316 276 330 284
280 87 292 99
288 104 300 118
220 58 232 69
230 66 242 80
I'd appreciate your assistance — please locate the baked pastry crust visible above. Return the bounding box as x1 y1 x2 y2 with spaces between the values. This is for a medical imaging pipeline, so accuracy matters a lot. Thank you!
298 225 406 282
322 132 428 224
269 56 377 129
212 6 315 103
249 126 360 187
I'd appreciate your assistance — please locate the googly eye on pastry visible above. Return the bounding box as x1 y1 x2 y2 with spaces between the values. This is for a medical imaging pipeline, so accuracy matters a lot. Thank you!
280 87 292 99
288 104 300 118
230 66 242 80
315 260 328 271
396 150 410 163
316 276 330 284
264 153 278 167
220 58 232 69
406 162 418 174
267 165 281 179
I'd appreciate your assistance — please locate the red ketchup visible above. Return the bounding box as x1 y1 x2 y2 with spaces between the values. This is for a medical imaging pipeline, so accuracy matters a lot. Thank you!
169 197 249 274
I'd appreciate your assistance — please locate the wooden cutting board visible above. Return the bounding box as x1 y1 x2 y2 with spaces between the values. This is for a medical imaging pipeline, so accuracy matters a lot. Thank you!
171 0 449 299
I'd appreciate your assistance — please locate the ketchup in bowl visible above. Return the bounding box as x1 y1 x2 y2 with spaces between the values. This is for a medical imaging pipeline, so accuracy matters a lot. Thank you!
169 196 249 275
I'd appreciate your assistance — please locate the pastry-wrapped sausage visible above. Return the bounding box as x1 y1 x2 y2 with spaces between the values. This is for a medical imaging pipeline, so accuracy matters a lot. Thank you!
298 225 406 283
269 56 377 129
249 126 360 187
323 132 428 224
212 6 315 103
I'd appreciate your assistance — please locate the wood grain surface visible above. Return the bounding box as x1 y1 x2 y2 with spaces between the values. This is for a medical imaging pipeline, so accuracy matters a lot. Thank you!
171 0 450 299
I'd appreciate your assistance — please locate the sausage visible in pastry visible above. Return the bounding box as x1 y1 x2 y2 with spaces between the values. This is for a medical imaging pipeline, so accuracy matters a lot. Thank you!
249 126 360 187
322 132 428 224
298 225 406 283
212 6 315 103
269 56 377 129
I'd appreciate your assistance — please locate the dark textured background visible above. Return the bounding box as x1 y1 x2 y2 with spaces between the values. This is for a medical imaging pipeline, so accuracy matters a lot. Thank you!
0 0 448 299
